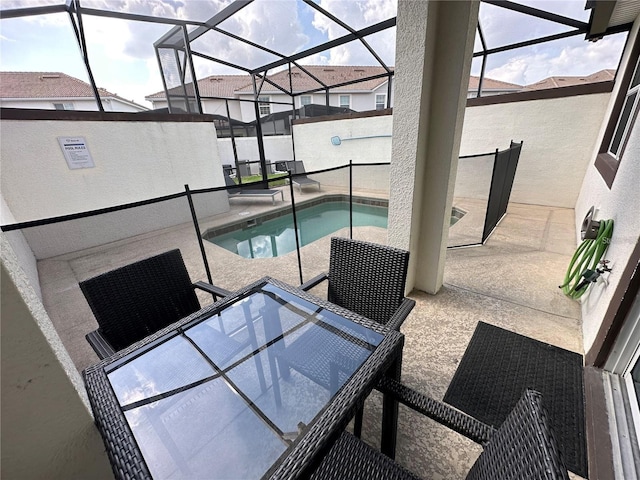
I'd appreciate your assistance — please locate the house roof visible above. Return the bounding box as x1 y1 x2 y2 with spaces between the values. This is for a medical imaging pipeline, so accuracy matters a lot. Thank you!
2 71 107 99
146 74 253 100
523 69 616 90
146 67 616 102
0 71 147 110
146 65 392 100
468 76 522 91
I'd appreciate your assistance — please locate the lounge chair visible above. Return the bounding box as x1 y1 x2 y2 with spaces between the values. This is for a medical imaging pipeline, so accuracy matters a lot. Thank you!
224 171 284 205
286 161 321 192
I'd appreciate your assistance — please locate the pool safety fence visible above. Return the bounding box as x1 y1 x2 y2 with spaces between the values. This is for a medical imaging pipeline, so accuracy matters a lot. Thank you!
2 148 520 288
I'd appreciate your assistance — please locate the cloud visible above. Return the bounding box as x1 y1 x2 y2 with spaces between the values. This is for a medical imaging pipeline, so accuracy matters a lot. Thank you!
189 0 310 74
484 33 626 85
0 0 630 101
308 0 396 65
478 0 589 51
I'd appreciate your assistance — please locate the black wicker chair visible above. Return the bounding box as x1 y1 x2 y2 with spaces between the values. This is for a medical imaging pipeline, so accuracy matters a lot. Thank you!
275 238 415 432
80 249 232 359
311 381 569 480
300 237 415 331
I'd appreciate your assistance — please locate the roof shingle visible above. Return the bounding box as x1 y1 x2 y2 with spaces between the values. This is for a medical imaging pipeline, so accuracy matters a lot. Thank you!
524 69 615 91
0 71 116 99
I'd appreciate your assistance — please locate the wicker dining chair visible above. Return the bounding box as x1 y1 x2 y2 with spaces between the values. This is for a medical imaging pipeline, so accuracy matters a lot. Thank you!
275 238 415 436
311 382 569 480
301 237 415 331
80 249 232 359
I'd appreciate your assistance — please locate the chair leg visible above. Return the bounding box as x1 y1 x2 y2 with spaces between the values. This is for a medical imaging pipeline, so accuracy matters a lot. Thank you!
381 355 402 459
354 406 364 438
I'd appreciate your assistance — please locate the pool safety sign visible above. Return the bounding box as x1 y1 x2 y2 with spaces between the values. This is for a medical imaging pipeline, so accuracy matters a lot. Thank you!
58 136 95 169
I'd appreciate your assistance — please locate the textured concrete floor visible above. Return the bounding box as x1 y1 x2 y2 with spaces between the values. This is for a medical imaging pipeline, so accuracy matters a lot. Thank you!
37 197 583 479
356 203 583 479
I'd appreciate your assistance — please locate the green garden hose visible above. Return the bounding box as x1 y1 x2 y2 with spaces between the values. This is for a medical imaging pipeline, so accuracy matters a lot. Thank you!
560 218 614 299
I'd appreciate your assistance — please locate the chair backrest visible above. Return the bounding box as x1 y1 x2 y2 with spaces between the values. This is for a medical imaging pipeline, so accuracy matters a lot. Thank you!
293 160 307 174
224 171 242 192
327 237 409 326
79 249 201 352
284 160 298 174
466 389 569 480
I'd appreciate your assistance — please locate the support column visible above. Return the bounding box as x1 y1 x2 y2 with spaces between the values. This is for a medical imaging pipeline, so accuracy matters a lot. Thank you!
389 0 479 294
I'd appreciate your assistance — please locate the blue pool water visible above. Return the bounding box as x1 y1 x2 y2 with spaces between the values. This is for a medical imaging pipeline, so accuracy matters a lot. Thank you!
206 201 387 259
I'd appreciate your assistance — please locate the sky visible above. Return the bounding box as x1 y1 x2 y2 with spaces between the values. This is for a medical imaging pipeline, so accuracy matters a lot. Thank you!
0 0 628 108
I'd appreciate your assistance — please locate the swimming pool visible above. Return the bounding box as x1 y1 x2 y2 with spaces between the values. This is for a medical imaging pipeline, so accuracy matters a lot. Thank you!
204 201 387 259
204 199 466 259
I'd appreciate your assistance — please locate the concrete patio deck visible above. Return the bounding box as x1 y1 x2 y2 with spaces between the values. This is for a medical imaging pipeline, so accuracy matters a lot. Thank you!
37 195 583 479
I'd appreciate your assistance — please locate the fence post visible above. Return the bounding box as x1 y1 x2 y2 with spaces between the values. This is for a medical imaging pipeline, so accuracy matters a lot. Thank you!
288 171 304 284
349 160 353 240
185 184 214 286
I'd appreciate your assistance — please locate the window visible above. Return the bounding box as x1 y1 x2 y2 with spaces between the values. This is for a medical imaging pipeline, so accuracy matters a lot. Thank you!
595 35 640 188
339 95 350 109
608 58 639 159
375 94 386 110
300 95 312 106
53 102 74 110
258 96 271 115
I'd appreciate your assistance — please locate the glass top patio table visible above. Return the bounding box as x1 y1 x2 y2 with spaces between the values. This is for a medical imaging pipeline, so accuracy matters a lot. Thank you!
83 277 404 480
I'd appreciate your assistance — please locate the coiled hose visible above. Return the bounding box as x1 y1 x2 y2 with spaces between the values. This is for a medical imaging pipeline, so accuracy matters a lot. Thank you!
560 219 614 299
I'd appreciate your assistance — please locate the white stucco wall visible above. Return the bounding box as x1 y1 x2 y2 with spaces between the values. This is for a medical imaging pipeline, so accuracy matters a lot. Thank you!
294 114 393 168
149 98 243 118
293 89 611 208
0 195 41 298
1 234 111 479
0 118 230 258
576 19 640 354
0 98 145 112
460 92 612 208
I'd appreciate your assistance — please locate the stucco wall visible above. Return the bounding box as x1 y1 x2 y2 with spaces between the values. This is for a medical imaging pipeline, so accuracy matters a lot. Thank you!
293 89 610 208
0 98 144 112
576 19 640 353
294 114 393 169
0 118 229 258
0 195 41 298
1 234 111 479
461 92 612 208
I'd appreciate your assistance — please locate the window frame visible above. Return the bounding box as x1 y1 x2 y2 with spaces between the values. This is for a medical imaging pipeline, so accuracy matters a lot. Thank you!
53 102 75 110
375 93 386 110
258 96 271 116
339 94 350 109
595 33 640 188
300 95 312 107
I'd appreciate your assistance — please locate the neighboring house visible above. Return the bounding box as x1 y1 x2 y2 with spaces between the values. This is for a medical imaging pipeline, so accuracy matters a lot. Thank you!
147 65 528 124
467 76 522 97
146 65 392 120
147 66 526 118
0 72 148 112
146 74 254 119
234 65 393 119
524 69 616 90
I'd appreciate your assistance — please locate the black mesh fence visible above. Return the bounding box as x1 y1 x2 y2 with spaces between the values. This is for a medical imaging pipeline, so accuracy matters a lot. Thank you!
448 152 495 248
